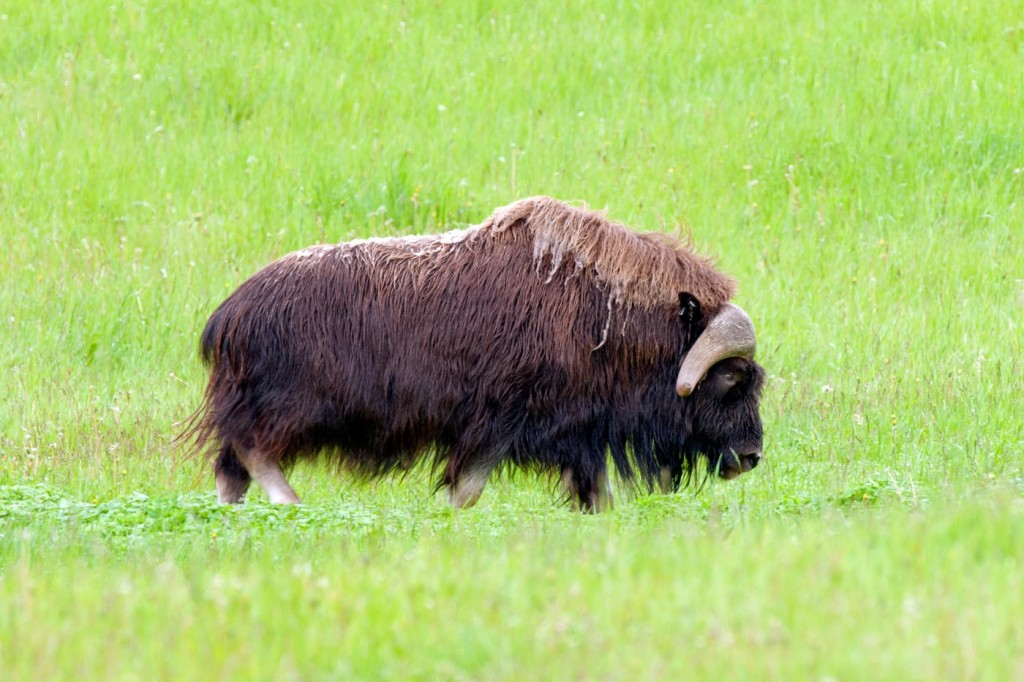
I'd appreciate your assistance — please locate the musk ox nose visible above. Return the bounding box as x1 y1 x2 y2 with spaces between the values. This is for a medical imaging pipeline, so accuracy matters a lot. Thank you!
740 452 762 472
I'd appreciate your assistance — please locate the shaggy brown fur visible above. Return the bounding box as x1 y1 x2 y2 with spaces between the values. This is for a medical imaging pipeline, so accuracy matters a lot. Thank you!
184 196 763 509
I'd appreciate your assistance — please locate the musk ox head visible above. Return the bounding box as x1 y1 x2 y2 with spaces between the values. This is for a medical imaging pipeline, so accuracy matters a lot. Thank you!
676 298 765 480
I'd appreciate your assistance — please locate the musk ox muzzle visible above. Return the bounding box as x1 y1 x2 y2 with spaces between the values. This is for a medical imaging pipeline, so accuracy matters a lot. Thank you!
182 196 766 511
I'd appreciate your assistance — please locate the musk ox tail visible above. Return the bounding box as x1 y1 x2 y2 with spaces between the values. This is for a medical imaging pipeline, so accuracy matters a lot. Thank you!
177 305 234 459
198 303 232 368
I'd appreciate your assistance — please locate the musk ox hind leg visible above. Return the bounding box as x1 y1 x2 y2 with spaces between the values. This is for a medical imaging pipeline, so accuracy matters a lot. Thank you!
214 445 251 504
234 447 301 505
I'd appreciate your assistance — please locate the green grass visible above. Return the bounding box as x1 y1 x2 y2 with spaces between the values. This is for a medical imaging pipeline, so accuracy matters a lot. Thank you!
2 0 1023 679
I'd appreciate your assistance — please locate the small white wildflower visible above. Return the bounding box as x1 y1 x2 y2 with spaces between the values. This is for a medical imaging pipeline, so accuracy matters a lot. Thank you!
132 73 142 81
437 104 446 112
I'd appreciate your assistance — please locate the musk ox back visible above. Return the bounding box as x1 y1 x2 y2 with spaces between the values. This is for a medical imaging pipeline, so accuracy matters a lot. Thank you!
185 196 765 511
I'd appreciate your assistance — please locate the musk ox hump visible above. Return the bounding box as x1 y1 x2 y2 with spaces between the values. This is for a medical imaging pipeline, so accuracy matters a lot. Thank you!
480 196 736 314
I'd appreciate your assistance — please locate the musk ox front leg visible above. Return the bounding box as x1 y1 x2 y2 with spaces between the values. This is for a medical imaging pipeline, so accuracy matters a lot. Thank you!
561 466 614 513
444 458 498 509
234 447 301 504
658 462 684 494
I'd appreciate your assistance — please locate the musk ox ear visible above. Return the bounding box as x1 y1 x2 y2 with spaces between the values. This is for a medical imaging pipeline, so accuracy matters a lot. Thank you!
678 292 701 326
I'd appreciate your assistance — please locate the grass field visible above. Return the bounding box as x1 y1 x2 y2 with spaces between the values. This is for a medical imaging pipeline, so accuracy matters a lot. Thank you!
2 0 1023 679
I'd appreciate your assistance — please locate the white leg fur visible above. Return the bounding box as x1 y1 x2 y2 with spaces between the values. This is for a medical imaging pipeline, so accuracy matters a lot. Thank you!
561 467 614 512
448 464 494 509
594 470 614 512
658 465 675 494
561 467 577 507
236 450 301 504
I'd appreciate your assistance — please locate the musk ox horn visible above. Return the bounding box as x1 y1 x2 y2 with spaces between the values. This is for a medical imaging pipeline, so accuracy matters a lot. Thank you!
675 303 757 397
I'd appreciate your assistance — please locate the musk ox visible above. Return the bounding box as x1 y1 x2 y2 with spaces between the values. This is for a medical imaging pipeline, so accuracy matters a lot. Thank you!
185 196 765 511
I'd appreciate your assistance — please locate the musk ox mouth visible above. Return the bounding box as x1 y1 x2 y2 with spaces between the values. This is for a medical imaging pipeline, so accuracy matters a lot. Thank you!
715 450 762 480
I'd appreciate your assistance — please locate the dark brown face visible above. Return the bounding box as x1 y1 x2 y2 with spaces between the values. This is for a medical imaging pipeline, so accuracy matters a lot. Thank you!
685 356 765 479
